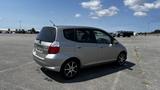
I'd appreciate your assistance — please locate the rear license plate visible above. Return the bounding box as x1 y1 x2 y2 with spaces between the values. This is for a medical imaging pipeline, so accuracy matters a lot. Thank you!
36 51 46 58
36 45 43 53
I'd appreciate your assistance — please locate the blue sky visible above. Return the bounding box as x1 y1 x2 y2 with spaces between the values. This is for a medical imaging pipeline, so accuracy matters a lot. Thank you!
0 0 160 32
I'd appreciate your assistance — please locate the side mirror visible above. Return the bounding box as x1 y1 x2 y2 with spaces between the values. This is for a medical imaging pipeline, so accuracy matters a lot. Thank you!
113 40 119 44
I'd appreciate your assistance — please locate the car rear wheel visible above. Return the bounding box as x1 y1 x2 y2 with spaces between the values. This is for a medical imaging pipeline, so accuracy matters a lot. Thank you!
60 60 80 79
116 52 127 66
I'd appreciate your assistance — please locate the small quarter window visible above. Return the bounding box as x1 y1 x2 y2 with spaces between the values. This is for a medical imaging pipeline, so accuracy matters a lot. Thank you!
63 29 75 41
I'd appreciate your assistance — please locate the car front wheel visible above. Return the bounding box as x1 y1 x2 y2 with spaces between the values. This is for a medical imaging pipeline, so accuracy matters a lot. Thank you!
116 52 127 66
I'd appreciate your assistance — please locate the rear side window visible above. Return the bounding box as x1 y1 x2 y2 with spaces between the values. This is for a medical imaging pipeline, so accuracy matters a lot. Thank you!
76 28 96 43
36 27 56 42
63 29 75 41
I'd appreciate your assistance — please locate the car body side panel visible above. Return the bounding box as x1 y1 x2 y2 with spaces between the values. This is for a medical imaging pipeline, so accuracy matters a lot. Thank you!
74 42 101 66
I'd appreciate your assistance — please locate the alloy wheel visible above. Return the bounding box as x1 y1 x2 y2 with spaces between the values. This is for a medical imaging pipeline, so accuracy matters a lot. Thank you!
63 61 79 78
117 53 126 65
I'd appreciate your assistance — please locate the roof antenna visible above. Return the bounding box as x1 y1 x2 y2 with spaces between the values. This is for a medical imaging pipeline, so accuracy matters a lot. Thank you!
49 20 56 27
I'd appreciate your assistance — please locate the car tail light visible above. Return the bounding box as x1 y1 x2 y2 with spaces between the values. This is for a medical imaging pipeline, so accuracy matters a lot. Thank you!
48 41 60 54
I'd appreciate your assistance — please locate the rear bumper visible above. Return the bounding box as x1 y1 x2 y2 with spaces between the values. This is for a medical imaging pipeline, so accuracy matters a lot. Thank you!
33 51 61 72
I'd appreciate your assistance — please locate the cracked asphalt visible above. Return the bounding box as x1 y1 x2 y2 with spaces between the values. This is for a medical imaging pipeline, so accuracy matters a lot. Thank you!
0 34 160 90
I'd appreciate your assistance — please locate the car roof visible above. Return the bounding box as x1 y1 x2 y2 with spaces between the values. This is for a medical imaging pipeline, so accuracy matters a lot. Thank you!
44 25 101 30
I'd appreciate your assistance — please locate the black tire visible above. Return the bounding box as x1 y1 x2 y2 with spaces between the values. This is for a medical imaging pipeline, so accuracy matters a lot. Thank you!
116 52 127 66
60 60 80 79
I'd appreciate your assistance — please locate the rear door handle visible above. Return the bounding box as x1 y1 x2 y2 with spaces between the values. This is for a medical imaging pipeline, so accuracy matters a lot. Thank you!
99 46 104 48
77 46 82 49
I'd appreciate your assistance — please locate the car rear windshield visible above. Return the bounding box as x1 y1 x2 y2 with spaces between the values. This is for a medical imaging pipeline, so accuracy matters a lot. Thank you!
36 27 56 42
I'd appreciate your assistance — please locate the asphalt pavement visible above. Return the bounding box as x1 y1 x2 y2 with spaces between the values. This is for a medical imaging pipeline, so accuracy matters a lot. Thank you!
0 34 159 90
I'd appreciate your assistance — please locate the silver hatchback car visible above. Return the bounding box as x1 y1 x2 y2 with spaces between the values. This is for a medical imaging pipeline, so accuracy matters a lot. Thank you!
33 26 127 79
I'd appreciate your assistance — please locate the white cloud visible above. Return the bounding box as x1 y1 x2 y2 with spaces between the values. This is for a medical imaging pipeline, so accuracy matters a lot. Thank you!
81 0 118 19
155 0 160 8
124 0 142 6
95 6 119 17
134 11 147 16
90 16 99 19
75 13 81 18
123 0 160 16
144 3 155 9
81 0 102 10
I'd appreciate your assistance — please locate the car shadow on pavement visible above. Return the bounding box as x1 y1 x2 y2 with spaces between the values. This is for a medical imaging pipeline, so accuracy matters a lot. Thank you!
41 61 135 83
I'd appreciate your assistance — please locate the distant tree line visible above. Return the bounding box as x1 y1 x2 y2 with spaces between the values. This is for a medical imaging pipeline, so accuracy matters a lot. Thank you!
15 28 39 34
137 29 160 35
0 28 39 34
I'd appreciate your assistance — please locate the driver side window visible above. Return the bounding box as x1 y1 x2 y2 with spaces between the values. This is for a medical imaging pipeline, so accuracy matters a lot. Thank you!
94 30 111 44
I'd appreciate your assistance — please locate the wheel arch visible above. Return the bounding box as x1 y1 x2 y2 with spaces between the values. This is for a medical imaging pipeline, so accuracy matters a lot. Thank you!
61 57 81 69
120 50 127 54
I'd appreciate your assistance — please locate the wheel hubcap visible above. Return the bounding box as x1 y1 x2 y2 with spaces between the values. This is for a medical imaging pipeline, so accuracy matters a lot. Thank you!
64 61 78 77
118 54 126 64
